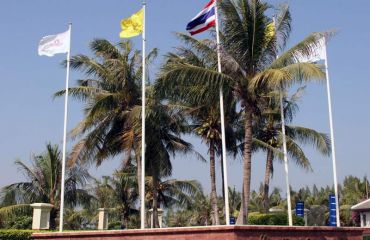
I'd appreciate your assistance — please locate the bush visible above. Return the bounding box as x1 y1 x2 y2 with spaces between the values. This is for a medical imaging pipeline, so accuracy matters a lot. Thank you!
5 216 32 230
0 230 33 240
108 221 124 230
248 213 304 226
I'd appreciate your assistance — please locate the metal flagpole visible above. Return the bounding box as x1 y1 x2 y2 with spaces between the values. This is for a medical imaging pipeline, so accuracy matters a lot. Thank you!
273 16 293 226
279 92 293 226
214 0 230 225
59 23 72 232
140 0 147 230
324 38 340 227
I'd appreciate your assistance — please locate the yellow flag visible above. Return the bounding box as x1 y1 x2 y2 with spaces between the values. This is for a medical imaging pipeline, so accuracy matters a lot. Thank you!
265 22 275 43
120 8 144 38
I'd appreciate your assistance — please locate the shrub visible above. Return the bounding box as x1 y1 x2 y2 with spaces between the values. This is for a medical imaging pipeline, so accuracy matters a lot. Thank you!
5 216 32 230
248 213 304 226
108 221 124 230
0 230 33 240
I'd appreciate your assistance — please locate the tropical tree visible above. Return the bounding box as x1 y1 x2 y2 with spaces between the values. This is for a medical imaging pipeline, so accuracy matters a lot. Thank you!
145 175 202 226
56 38 203 228
164 189 214 227
156 1 327 223
248 184 284 212
84 165 139 229
109 167 139 228
154 34 241 225
55 39 158 205
254 87 331 212
0 143 91 229
341 176 370 205
143 89 203 228
229 186 241 218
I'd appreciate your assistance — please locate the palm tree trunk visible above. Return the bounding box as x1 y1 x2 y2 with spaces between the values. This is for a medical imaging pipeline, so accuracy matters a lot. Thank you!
209 140 220 225
152 171 160 228
241 107 253 224
50 208 57 230
262 149 273 213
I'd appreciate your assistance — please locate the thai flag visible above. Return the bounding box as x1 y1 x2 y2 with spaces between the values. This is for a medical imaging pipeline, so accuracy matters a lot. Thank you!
186 0 216 36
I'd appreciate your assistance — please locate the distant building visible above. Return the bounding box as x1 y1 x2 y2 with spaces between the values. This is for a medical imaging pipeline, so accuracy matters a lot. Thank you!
351 199 370 227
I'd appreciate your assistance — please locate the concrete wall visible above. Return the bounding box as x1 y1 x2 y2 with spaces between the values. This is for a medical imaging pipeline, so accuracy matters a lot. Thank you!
32 225 364 240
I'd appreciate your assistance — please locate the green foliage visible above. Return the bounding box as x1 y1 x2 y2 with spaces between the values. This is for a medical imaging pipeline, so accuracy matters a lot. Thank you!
341 175 370 205
4 216 32 230
248 213 304 226
108 221 123 230
0 143 91 229
0 230 33 240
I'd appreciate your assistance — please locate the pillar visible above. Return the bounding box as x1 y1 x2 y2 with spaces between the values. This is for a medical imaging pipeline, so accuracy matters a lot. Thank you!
98 208 109 230
30 203 54 230
148 208 164 228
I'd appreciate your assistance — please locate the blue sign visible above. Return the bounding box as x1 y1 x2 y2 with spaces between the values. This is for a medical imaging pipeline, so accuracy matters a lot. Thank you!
296 201 304 217
230 216 236 225
329 194 337 226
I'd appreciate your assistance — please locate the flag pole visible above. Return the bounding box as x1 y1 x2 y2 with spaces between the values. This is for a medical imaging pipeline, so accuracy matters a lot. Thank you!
140 0 147 230
215 0 230 225
59 22 72 232
279 92 293 226
273 16 293 226
324 38 340 227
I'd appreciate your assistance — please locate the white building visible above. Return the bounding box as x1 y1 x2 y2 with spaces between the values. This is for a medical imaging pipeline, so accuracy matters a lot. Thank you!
351 199 370 227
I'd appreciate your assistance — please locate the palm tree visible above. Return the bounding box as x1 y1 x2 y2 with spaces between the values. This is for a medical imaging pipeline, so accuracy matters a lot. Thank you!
229 186 241 218
145 175 202 227
87 165 139 229
156 1 327 223
110 167 139 228
55 39 157 208
341 175 369 205
56 38 202 228
164 189 213 227
193 106 223 225
0 143 91 229
249 184 284 213
254 88 331 213
144 88 202 228
153 33 241 225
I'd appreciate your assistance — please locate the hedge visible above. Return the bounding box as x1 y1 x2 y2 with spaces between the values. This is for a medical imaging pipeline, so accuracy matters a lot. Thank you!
248 212 305 226
0 230 34 240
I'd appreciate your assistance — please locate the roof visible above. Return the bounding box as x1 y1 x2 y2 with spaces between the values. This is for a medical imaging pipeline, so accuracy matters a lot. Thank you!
351 199 370 211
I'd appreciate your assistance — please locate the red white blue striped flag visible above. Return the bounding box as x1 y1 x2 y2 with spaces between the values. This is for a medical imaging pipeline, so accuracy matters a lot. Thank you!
186 0 216 35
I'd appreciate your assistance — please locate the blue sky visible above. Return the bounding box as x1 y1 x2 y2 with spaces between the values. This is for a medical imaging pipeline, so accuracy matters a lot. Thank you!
0 0 370 196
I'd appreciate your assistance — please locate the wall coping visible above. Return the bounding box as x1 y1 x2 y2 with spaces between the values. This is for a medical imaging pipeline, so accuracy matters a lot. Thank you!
32 225 365 239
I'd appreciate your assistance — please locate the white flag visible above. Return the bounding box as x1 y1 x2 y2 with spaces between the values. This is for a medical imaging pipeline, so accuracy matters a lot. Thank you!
38 30 70 57
295 37 326 63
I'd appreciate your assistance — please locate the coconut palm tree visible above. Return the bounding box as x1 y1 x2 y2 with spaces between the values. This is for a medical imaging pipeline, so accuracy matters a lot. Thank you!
56 38 203 228
156 1 328 223
143 88 203 228
86 165 139 229
254 88 331 212
161 93 239 224
229 186 241 218
192 105 223 225
145 175 202 227
0 143 91 229
110 167 139 228
164 189 213 227
153 33 241 225
55 39 158 207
